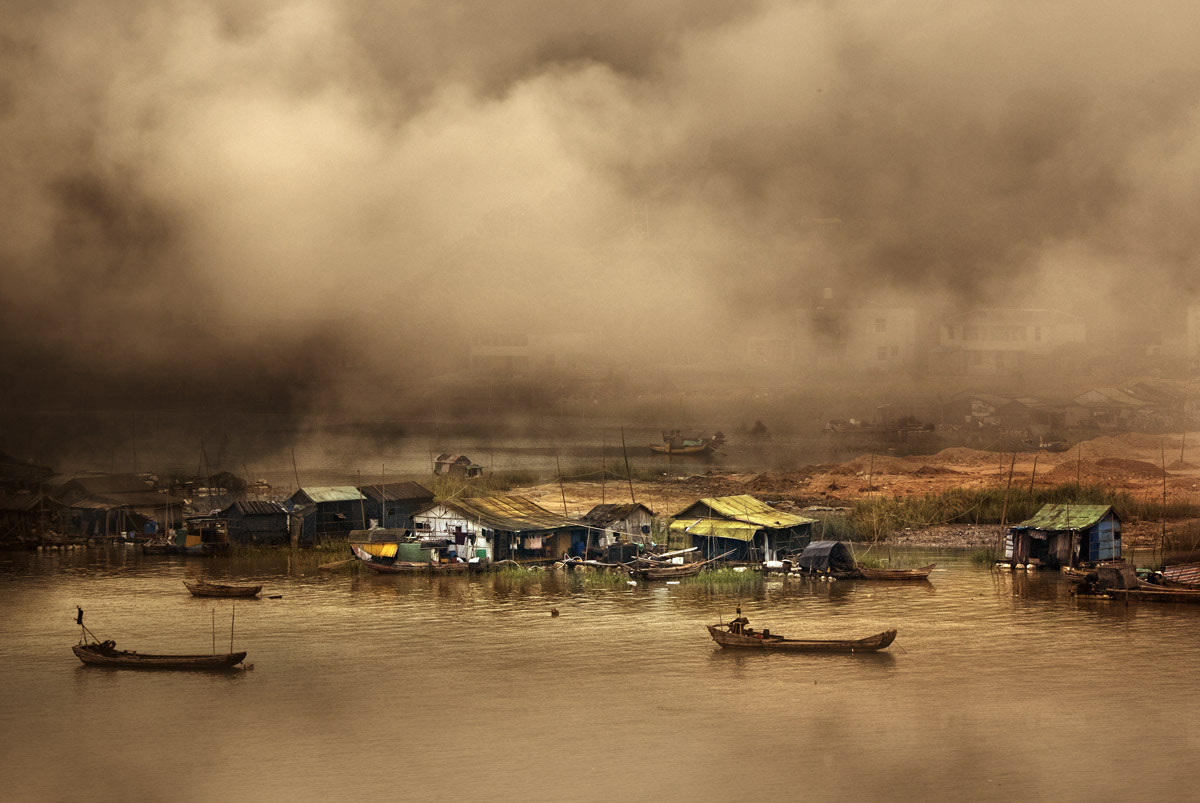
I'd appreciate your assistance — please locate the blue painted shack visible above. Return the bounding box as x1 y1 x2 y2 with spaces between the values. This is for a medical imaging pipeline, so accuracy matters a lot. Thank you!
1007 504 1121 568
285 486 368 543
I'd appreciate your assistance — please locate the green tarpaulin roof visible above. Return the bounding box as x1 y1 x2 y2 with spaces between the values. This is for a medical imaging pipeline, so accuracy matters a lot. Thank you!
1012 504 1117 531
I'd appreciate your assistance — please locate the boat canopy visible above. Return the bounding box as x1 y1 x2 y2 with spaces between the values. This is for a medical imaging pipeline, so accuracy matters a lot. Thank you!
795 540 856 572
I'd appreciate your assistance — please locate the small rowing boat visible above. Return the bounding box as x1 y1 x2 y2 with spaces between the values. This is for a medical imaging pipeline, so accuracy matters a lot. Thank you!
73 640 246 670
856 564 935 581
707 609 896 653
183 580 262 598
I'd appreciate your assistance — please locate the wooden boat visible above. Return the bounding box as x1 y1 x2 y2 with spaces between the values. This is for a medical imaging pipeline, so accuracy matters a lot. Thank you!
649 430 726 456
183 580 262 598
707 616 896 653
73 640 246 670
351 544 474 574
628 549 735 581
1160 561 1200 588
1100 587 1200 605
856 563 935 581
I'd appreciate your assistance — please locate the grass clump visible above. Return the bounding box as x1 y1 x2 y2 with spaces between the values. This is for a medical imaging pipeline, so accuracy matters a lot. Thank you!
970 547 999 566
428 470 541 501
681 567 762 594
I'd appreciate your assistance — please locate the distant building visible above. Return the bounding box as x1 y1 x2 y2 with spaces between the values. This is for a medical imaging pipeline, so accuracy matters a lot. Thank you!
434 454 483 478
796 294 918 373
930 308 1085 376
468 330 600 374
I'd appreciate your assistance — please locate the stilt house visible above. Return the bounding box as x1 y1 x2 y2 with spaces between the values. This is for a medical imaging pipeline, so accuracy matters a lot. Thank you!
412 495 583 563
1007 504 1121 568
669 495 816 562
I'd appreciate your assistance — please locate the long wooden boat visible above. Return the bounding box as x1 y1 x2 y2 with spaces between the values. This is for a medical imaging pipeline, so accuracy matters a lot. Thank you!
73 640 246 670
183 580 262 598
628 549 736 581
1161 562 1200 588
707 623 897 653
649 430 725 456
631 561 705 580
856 564 935 581
351 544 474 574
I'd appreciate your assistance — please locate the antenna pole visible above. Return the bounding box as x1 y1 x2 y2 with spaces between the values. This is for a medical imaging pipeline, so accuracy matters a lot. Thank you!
230 603 236 653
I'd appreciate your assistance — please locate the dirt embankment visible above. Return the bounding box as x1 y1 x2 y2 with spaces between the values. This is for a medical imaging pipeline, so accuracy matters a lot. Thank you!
514 432 1200 548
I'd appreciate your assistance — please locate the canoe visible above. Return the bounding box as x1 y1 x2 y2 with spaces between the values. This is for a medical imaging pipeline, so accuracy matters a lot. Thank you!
183 580 262 598
1103 587 1200 605
73 640 246 670
856 564 935 581
707 624 896 653
631 562 705 580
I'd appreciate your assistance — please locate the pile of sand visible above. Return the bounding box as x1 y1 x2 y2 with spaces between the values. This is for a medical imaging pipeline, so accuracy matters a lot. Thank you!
827 454 920 476
923 447 1007 468
1115 432 1182 451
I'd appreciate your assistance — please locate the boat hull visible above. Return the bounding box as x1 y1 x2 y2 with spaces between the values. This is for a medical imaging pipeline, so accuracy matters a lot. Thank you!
183 581 262 598
857 564 935 581
73 642 246 670
707 625 896 652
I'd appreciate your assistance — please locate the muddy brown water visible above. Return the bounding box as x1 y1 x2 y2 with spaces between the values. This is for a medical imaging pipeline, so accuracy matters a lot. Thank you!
2 548 1198 802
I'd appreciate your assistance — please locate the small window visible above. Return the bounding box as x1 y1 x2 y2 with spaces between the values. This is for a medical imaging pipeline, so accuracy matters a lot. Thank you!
641 525 651 535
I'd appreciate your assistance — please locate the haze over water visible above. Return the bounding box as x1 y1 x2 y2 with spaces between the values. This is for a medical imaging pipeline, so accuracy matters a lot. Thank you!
3 548 1198 801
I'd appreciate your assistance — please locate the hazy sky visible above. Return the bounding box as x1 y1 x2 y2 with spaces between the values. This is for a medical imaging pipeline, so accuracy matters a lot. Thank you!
2 0 1200 425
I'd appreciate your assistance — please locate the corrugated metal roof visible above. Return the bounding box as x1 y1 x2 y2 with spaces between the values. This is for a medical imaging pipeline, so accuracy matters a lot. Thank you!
433 495 570 532
677 495 816 529
1013 504 1117 531
668 519 759 541
293 486 365 504
223 501 287 516
357 482 435 503
581 503 653 525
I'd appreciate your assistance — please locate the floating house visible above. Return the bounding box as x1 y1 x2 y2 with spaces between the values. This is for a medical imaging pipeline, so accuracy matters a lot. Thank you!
285 486 368 543
0 493 65 540
357 482 435 529
221 501 290 545
1007 504 1122 568
412 495 582 563
580 503 656 548
669 495 816 562
433 454 483 478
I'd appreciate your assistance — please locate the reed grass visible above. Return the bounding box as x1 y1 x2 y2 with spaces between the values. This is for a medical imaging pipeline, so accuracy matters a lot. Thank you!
559 462 665 483
970 547 999 566
681 567 762 593
829 483 1200 542
427 470 541 500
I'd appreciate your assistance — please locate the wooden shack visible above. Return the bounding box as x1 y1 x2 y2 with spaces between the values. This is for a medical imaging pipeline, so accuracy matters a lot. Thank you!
285 486 368 543
1007 504 1122 569
357 482 435 529
412 495 582 563
580 503 656 548
669 495 816 562
221 501 290 545
433 454 483 478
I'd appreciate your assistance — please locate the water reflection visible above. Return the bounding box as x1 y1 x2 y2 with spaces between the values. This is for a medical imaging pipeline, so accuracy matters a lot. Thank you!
3 548 1200 801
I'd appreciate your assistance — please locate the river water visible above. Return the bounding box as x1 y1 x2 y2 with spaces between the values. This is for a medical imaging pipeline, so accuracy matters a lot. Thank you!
2 547 1197 802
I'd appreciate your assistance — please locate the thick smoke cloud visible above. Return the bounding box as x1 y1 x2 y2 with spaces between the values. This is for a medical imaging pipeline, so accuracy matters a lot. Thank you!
2 1 1200 462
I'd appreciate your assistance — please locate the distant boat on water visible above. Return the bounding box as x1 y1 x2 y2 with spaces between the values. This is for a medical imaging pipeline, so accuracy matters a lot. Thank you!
649 430 726 456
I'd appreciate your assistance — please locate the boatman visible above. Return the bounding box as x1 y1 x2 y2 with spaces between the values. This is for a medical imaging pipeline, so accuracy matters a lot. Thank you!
728 607 750 635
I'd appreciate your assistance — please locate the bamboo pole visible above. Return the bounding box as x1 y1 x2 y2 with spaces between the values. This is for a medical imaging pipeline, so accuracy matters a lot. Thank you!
621 428 636 503
1000 453 1016 528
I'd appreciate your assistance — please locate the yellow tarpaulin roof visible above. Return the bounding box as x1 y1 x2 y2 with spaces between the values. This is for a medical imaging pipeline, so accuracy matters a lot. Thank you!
668 519 760 542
